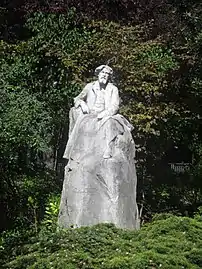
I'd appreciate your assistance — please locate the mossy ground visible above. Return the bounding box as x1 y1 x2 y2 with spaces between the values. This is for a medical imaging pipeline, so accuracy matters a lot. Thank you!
1 215 202 269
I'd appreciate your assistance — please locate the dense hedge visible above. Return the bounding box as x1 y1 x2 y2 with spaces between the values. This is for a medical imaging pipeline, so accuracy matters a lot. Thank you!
1 214 202 269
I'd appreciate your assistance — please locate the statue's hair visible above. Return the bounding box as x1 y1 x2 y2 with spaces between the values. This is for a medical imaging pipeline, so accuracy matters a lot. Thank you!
94 65 113 76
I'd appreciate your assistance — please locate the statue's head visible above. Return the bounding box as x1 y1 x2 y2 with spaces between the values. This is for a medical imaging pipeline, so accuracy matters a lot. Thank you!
95 65 113 85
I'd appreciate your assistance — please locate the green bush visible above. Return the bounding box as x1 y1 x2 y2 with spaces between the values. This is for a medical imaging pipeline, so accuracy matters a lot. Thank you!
42 193 61 230
1 215 202 269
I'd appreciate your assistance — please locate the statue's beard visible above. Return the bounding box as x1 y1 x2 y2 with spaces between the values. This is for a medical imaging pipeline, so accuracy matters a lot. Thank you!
98 77 108 85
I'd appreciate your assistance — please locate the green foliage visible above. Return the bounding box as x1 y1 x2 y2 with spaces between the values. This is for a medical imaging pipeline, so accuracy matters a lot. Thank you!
1 4 202 229
1 215 202 268
0 88 51 154
0 10 86 230
42 194 60 229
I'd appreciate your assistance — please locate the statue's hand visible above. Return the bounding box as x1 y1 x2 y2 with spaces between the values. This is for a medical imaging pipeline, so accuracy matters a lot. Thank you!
80 101 89 114
97 110 109 120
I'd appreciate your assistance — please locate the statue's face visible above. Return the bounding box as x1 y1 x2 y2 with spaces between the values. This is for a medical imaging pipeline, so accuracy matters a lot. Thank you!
98 68 110 85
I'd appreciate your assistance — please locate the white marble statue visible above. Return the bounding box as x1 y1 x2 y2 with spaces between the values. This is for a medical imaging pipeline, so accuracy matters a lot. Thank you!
59 65 139 229
64 65 133 160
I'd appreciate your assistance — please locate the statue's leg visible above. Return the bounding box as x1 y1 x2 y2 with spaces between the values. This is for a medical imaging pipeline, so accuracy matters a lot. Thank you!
68 108 74 137
103 144 113 159
68 107 83 137
103 118 123 159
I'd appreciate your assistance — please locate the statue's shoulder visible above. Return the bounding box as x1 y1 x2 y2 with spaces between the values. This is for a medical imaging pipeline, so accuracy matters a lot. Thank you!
107 82 118 92
84 81 96 90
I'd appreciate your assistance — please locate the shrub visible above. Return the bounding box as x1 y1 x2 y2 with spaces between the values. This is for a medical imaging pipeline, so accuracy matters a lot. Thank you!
1 215 202 269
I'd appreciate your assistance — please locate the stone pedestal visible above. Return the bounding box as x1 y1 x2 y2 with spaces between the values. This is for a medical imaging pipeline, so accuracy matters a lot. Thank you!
58 119 139 229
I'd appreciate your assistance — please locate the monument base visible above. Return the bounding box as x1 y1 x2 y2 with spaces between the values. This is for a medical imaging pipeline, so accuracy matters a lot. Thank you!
58 119 139 229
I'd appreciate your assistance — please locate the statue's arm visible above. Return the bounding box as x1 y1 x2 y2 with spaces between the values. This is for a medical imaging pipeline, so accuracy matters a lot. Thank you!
107 86 119 116
73 84 91 114
74 85 89 108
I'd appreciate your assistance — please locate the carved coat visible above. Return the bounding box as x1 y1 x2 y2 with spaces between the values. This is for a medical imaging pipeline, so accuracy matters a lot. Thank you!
74 81 119 116
63 81 134 160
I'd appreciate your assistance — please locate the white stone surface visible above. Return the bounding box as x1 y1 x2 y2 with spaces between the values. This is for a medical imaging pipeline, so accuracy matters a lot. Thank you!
58 65 139 229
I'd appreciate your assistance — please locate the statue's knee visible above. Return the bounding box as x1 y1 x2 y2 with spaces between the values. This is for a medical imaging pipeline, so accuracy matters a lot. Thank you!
70 106 83 121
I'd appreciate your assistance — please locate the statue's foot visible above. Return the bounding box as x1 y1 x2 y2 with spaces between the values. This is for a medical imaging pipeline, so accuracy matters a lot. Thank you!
103 149 112 159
